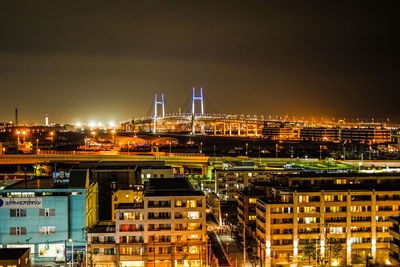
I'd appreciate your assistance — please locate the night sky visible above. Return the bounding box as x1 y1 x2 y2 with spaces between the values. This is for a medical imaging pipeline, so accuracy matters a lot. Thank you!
0 1 399 124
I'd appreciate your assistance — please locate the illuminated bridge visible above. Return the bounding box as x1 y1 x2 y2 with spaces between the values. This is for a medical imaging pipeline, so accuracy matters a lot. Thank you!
120 88 264 136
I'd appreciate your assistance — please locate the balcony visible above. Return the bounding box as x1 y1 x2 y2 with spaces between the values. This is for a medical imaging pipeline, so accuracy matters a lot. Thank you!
120 225 144 232
148 226 172 231
91 240 115 244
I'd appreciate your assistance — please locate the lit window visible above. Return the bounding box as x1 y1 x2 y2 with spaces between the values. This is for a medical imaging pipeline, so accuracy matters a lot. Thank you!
249 215 257 221
330 227 343 234
299 195 309 203
187 200 196 208
304 217 316 224
188 246 199 254
249 198 257 204
188 212 200 220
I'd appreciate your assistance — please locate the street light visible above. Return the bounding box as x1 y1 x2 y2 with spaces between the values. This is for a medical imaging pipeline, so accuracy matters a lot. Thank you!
36 139 39 155
245 143 248 156
167 141 171 154
91 131 96 140
49 131 54 147
65 239 74 267
111 130 116 145
22 130 27 142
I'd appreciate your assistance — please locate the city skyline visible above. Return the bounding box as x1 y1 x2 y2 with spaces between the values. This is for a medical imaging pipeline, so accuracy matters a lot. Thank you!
1 1 399 123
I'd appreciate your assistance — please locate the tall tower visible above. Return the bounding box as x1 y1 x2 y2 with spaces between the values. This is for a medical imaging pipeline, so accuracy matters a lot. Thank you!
192 87 204 116
45 114 49 126
153 93 165 133
191 88 204 134
15 108 18 125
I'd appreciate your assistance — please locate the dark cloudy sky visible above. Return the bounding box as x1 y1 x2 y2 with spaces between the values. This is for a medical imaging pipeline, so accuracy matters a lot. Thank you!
0 1 399 124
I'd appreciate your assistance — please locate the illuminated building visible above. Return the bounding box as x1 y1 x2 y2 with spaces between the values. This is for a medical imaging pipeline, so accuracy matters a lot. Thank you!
389 216 400 265
256 184 400 267
215 169 272 201
88 178 207 267
140 167 174 184
262 126 299 140
300 127 340 142
0 175 92 263
237 187 266 238
75 161 166 221
341 128 391 143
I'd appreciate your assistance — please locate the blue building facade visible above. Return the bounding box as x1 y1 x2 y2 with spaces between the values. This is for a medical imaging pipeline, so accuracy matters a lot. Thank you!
0 178 86 263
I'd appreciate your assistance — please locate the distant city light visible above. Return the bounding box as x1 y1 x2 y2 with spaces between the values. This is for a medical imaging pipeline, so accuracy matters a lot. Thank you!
76 122 82 127
108 121 115 127
98 122 103 127
89 122 96 128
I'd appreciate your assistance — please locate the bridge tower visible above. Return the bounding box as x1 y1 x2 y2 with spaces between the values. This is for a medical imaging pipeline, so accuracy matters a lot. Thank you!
153 93 165 133
192 87 204 116
191 88 204 134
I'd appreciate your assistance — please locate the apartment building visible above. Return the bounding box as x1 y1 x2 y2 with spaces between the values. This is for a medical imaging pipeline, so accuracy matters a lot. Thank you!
88 178 207 267
256 184 400 267
279 172 400 188
215 169 272 201
389 216 400 265
140 167 173 184
237 187 266 236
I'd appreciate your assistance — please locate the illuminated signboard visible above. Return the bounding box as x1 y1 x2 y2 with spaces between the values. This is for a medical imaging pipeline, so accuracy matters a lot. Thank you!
0 197 42 209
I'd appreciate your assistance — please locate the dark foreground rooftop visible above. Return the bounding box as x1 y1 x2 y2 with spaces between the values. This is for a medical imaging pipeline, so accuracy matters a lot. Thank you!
0 248 29 260
145 178 204 196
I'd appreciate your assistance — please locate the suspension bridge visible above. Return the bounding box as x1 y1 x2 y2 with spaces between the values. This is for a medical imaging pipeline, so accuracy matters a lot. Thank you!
121 88 264 136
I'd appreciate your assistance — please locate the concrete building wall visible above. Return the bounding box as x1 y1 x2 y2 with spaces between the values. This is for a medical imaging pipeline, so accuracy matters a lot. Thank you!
0 189 86 262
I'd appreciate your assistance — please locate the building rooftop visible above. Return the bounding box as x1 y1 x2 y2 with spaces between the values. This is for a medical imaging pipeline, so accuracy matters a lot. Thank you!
3 177 54 190
145 178 204 196
0 248 29 260
278 172 400 179
294 183 400 192
68 170 87 188
2 175 87 190
240 187 266 197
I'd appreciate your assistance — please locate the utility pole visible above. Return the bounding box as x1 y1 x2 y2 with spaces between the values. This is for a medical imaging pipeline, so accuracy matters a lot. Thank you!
243 222 246 267
343 142 346 161
319 145 322 160
369 145 372 160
